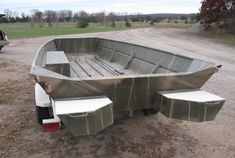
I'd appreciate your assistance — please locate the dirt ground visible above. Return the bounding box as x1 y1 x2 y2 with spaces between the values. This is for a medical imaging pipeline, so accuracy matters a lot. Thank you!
0 28 235 158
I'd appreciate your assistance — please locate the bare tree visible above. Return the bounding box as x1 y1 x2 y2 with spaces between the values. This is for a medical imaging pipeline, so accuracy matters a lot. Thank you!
36 11 44 27
31 9 44 27
57 10 66 22
12 11 18 18
106 12 117 27
4 9 12 19
57 10 73 22
44 10 57 27
108 12 116 21
74 10 89 19
30 9 37 27
65 10 73 22
95 11 106 25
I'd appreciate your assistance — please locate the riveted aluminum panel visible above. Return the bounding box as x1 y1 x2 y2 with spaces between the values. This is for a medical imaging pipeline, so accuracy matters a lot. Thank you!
156 90 225 122
55 96 113 136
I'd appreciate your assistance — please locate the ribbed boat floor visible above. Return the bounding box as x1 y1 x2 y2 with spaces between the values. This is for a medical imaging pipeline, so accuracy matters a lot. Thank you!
67 53 136 79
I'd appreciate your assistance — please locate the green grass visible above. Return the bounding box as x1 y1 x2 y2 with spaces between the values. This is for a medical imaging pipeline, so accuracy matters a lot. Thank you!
3 27 117 39
198 29 235 46
0 21 192 39
0 22 152 39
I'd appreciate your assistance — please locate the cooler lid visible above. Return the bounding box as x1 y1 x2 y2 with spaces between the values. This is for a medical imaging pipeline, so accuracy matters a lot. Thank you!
54 96 112 115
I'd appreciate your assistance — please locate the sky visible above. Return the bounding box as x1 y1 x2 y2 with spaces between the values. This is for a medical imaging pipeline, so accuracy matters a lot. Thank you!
0 0 202 15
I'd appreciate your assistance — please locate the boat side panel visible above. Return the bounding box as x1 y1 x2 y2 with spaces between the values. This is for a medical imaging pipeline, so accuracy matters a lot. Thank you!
96 38 212 74
54 38 97 54
37 67 217 113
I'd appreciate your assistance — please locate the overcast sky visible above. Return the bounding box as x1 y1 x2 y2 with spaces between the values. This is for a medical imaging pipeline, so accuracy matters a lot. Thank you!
0 0 202 15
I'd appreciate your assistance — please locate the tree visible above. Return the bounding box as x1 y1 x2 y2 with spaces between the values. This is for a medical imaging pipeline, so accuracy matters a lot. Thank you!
44 10 57 27
75 11 89 28
21 13 29 22
125 19 131 27
57 10 66 22
95 11 106 25
227 0 235 32
76 18 89 28
31 9 44 27
145 15 151 22
107 12 117 26
200 0 231 29
65 10 73 22
4 9 12 20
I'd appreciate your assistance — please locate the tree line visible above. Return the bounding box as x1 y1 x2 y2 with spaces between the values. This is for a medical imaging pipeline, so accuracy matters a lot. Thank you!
1 9 138 27
0 9 198 28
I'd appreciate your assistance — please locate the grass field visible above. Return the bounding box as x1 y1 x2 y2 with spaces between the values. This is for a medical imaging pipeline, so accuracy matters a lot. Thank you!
0 22 191 39
0 22 150 39
197 28 235 46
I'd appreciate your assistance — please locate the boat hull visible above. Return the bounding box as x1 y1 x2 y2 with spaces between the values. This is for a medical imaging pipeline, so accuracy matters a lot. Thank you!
31 37 220 117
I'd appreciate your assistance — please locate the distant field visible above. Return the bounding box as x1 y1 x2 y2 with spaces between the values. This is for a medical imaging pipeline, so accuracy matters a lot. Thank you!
0 22 191 39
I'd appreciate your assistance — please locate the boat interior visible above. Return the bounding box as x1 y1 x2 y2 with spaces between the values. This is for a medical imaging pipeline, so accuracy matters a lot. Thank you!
36 38 214 79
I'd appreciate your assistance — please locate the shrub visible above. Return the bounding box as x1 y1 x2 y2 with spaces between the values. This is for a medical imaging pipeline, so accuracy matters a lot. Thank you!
76 18 89 28
112 21 116 28
125 20 131 27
